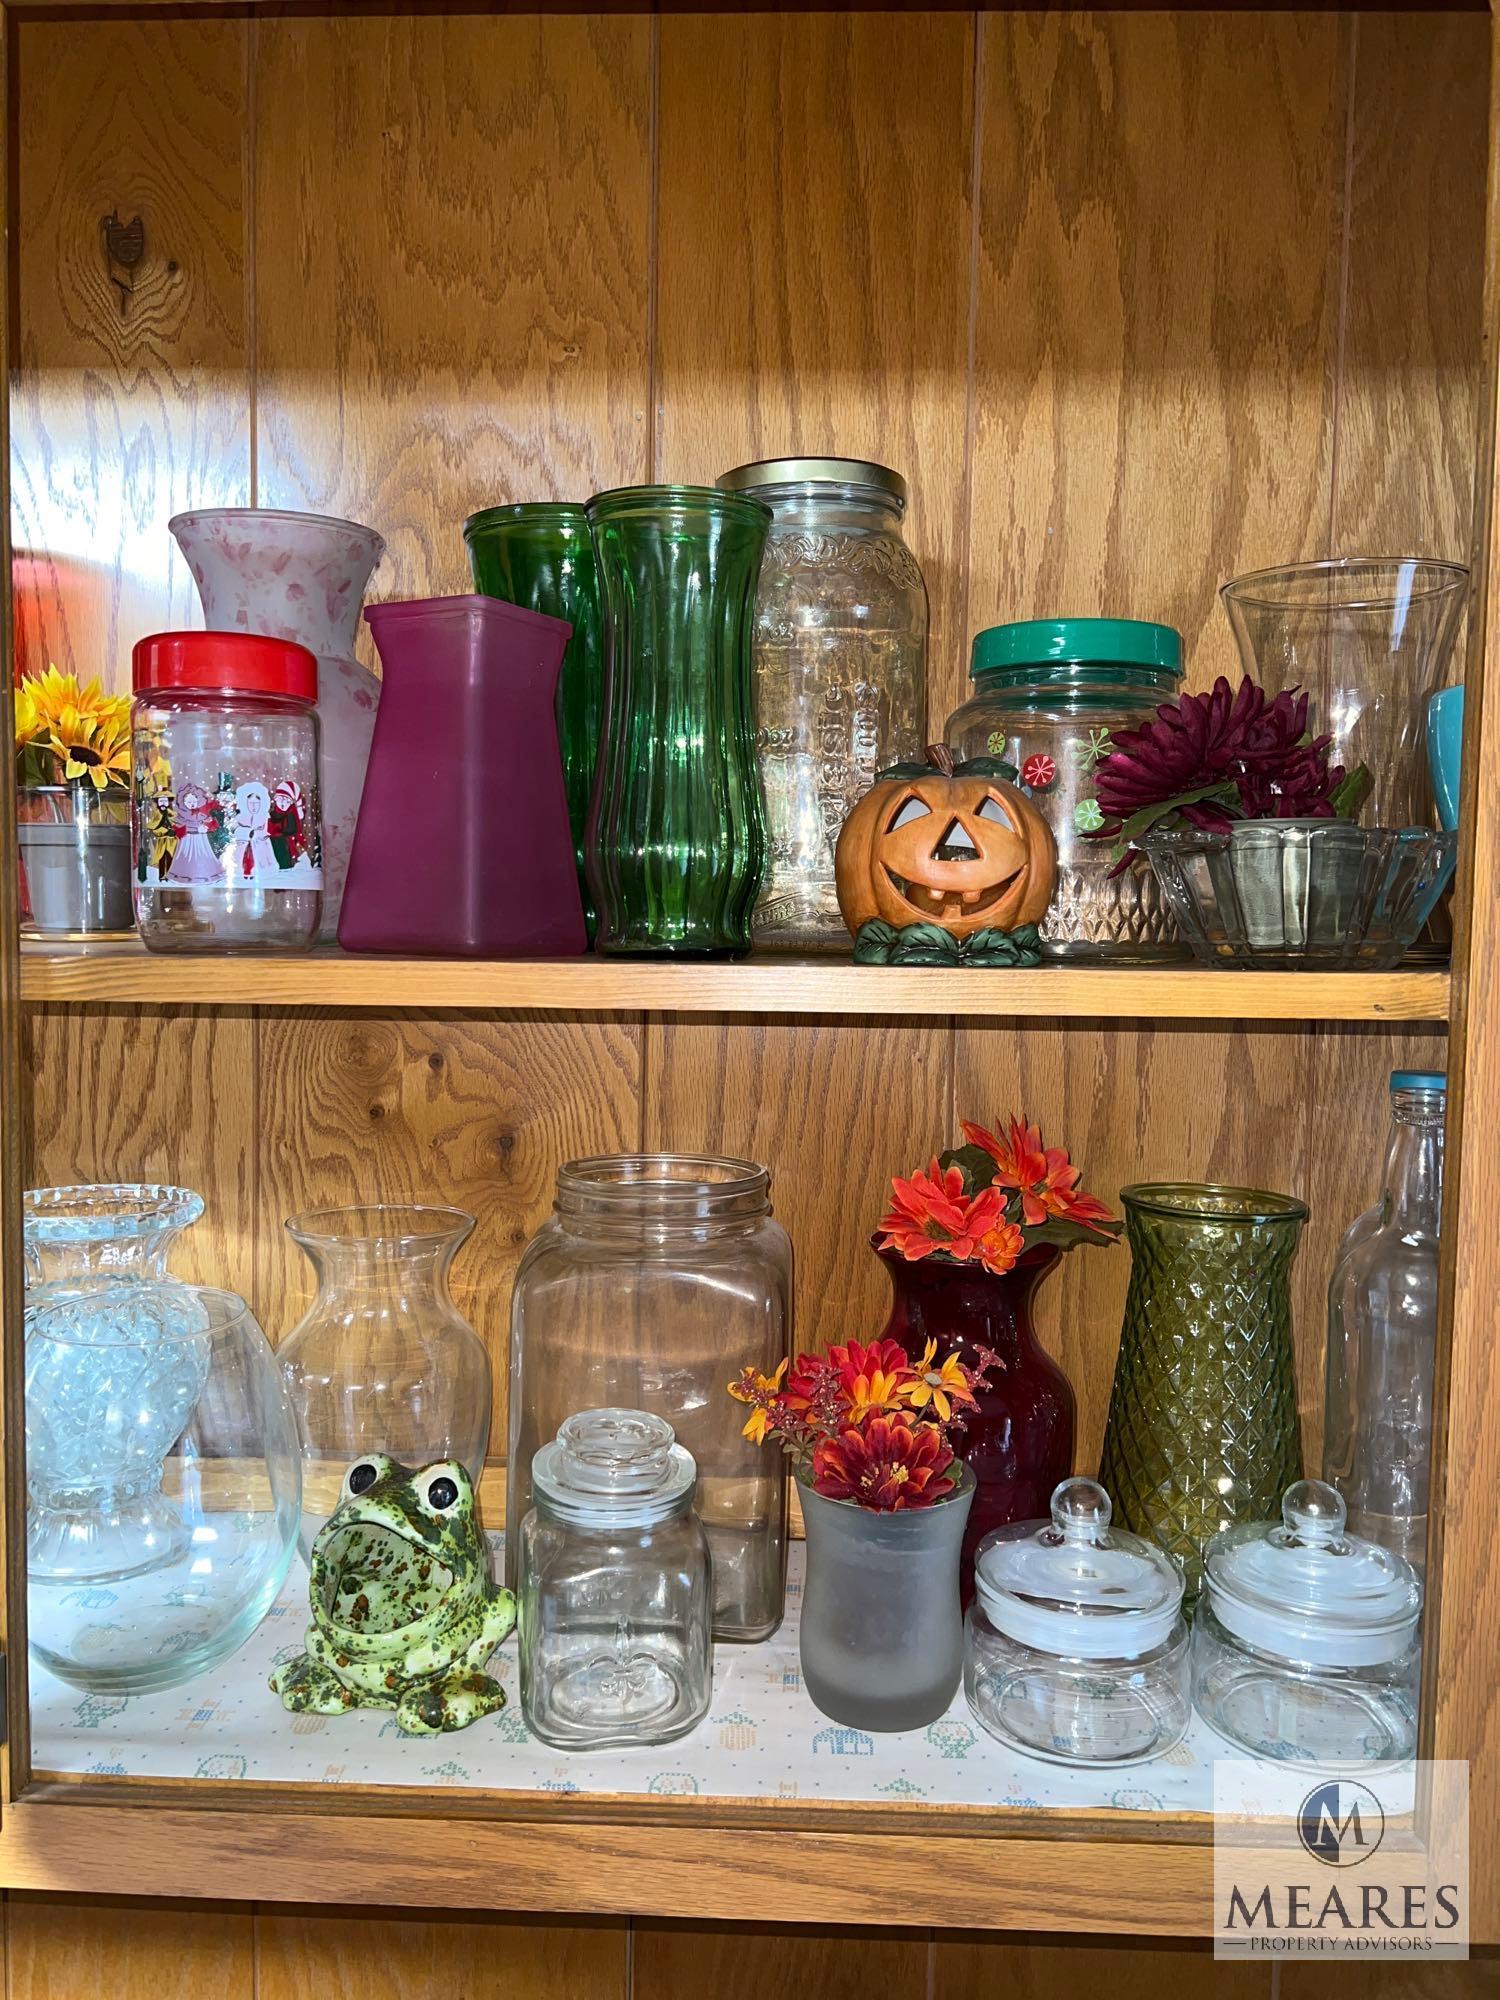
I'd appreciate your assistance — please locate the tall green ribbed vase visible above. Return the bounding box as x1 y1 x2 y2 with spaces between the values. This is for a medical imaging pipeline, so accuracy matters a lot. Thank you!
585 486 770 956
1098 1184 1306 1608
464 502 602 938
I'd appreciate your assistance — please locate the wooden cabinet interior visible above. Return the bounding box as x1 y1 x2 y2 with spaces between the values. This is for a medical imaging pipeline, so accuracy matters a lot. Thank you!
3 0 1496 1953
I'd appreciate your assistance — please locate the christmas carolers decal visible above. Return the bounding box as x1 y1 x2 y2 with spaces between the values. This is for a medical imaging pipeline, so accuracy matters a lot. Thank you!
134 765 321 890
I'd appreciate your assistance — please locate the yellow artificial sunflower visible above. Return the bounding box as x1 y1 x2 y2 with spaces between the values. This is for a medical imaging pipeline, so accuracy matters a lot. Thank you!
14 668 132 793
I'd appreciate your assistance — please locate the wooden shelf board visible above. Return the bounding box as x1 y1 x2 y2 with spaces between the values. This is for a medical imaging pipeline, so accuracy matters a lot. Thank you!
18 943 1452 1021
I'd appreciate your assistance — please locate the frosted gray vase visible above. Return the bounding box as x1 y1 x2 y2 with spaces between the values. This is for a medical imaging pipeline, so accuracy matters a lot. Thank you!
798 1466 974 1732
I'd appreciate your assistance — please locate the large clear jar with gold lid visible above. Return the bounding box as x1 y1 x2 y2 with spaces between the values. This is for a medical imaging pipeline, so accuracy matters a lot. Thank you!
946 618 1188 963
717 457 928 949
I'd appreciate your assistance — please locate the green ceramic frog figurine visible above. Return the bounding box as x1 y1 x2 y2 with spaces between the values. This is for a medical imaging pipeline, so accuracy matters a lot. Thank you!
270 1454 516 1735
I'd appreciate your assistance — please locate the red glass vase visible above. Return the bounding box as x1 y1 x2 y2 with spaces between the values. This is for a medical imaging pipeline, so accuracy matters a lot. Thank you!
874 1239 1076 1605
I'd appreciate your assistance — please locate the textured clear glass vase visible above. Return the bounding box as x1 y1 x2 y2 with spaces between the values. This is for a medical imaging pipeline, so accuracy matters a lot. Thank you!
798 1466 973 1731
1098 1184 1307 1608
278 1206 492 1563
23 1184 207 1581
585 487 770 955
27 1281 300 1691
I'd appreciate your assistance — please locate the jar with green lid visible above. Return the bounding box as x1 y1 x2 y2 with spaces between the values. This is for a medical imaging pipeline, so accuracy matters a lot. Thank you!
946 618 1188 963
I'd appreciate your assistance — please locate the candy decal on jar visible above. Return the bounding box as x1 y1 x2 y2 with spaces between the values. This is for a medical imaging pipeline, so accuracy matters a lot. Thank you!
1020 753 1057 791
133 759 322 890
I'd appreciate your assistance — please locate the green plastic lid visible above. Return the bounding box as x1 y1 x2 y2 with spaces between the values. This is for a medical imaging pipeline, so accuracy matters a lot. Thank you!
971 618 1183 685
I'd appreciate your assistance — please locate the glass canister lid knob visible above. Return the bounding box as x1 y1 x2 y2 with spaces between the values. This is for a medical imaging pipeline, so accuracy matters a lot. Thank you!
1280 1478 1348 1548
532 1406 696 1520
1050 1476 1113 1546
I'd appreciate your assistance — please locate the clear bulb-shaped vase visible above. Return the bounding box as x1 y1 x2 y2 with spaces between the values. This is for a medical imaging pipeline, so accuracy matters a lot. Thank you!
1220 558 1468 828
278 1205 492 1563
23 1184 208 1581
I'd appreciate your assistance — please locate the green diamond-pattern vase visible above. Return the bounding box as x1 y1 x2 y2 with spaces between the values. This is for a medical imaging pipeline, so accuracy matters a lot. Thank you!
1098 1183 1306 1608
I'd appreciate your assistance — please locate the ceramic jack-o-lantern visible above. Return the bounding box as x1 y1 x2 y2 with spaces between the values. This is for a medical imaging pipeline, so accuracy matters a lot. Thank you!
834 745 1057 966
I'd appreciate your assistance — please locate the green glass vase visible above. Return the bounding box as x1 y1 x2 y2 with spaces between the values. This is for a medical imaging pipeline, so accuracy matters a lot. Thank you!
1098 1183 1307 1607
585 486 770 956
464 502 603 938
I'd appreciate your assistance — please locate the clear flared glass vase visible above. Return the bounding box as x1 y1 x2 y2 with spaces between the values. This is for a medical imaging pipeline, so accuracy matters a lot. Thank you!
1220 558 1468 828
465 503 604 939
170 506 386 932
798 1466 974 1732
23 1184 207 1581
508 1156 792 1642
17 784 133 936
1098 1185 1307 1607
585 487 770 955
278 1206 492 1564
26 1280 300 1693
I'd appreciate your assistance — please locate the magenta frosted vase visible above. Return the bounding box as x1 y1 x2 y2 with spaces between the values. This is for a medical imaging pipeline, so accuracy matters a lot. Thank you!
875 1239 1075 1607
169 507 385 934
339 594 586 958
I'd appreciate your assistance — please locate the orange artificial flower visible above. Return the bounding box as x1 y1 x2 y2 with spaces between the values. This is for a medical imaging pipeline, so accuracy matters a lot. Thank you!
963 1117 1115 1238
727 1357 787 1443
901 1340 977 1423
826 1338 913 1420
811 1415 956 1511
878 1160 1010 1265
975 1215 1026 1276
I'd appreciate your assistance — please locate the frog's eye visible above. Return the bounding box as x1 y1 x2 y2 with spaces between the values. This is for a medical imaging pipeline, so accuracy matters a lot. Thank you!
427 1475 459 1511
347 1462 379 1495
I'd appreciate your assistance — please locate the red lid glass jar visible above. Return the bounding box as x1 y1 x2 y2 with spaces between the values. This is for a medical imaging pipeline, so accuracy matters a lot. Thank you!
131 631 323 954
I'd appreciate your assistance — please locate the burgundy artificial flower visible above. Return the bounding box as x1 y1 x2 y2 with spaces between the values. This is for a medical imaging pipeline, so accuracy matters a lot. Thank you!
1092 675 1345 839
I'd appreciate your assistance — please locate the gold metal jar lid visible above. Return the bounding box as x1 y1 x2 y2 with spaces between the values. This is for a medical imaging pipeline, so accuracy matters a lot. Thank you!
717 456 908 506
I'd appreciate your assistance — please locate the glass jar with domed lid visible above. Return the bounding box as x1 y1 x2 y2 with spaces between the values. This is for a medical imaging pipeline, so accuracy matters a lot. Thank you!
964 1477 1190 1766
1191 1478 1422 1763
717 456 928 949
946 618 1189 962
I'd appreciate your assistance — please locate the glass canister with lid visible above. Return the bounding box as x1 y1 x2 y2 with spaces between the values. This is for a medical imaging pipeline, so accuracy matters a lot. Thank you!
519 1407 713 1749
131 631 323 953
717 457 928 949
1192 1479 1422 1763
964 1477 1190 1766
507 1154 792 1642
946 618 1187 962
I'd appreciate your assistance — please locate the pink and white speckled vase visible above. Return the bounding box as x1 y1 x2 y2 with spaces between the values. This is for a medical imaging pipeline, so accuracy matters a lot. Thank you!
169 508 386 934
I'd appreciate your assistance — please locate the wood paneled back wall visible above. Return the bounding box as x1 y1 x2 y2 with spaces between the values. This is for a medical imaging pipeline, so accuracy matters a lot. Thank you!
13 12 1483 1473
5 12 1495 1993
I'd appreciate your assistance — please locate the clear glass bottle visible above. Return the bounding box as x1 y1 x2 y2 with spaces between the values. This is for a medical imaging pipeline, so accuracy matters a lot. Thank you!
132 631 323 953
946 619 1186 962
717 458 928 949
964 1478 1190 1767
519 1407 712 1749
507 1156 792 1641
1192 1480 1422 1764
278 1206 492 1564
1323 1071 1445 1572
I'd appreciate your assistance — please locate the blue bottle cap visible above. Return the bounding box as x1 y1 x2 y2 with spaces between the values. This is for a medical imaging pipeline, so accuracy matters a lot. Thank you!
1390 1071 1446 1093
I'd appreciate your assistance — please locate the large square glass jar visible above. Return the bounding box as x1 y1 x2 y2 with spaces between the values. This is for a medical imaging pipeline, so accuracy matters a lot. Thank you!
718 457 928 950
507 1155 792 1642
946 618 1187 963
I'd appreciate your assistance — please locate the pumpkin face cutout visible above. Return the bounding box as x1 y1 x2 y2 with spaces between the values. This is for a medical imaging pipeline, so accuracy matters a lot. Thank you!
835 747 1058 941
